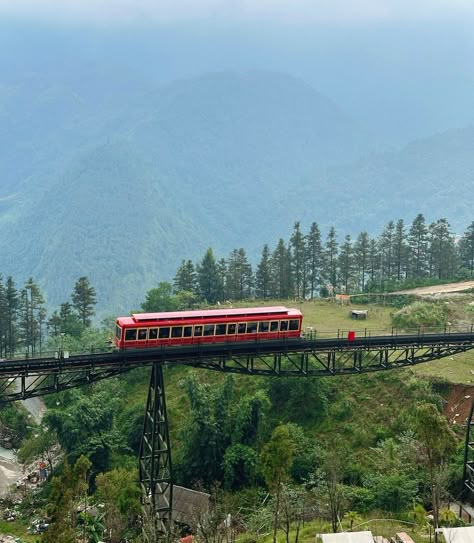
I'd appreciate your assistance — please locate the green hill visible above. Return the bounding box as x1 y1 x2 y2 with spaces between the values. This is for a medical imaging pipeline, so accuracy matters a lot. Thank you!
0 70 473 313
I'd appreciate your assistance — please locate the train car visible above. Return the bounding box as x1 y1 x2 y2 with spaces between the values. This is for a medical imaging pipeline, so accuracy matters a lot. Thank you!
114 306 303 349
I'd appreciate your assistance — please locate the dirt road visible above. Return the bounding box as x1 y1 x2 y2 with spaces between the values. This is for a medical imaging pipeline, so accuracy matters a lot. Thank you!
392 280 474 296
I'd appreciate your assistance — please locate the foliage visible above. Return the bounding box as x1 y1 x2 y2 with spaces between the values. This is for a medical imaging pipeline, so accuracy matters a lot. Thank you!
71 276 97 327
17 428 58 473
177 373 269 489
42 455 91 543
392 301 450 329
267 378 329 424
412 402 458 535
44 380 123 472
95 468 141 542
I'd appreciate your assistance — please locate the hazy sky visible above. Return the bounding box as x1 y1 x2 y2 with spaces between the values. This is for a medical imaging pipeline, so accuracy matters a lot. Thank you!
1 0 473 145
1 0 474 25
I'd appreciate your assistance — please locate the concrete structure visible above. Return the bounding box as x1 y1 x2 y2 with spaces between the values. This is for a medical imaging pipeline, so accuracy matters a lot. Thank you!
438 526 474 543
319 531 375 543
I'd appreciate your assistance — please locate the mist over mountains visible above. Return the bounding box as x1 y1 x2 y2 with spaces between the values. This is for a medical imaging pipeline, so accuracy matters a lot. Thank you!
1 22 473 313
1 69 473 312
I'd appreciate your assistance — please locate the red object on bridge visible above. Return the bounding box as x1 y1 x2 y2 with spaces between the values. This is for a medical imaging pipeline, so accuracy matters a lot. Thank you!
114 306 303 349
348 331 356 342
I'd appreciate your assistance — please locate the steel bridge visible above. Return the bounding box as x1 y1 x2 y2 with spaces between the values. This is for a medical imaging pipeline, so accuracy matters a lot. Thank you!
1 330 474 541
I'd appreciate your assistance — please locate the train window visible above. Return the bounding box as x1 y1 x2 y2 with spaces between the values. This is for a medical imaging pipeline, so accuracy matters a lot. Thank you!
247 322 257 334
238 323 247 334
280 321 289 331
215 324 226 335
183 326 193 337
258 321 269 333
149 328 158 340
289 319 300 331
125 329 137 341
227 323 236 334
172 327 183 338
270 321 279 332
204 324 215 336
115 325 122 340
194 325 203 337
159 327 170 339
138 329 147 340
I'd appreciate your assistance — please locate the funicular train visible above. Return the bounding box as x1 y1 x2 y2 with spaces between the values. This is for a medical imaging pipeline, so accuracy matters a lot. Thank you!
114 306 303 350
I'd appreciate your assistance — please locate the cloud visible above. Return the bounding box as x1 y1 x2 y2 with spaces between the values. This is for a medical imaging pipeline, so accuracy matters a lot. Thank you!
0 0 473 25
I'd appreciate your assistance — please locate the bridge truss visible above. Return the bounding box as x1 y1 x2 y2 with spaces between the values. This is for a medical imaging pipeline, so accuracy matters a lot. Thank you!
1 331 474 540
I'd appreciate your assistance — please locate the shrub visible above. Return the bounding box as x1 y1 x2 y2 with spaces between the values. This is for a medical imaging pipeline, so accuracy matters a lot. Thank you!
392 301 449 330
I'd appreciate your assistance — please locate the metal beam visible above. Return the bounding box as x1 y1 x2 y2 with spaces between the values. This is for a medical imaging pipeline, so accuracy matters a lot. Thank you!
140 363 173 542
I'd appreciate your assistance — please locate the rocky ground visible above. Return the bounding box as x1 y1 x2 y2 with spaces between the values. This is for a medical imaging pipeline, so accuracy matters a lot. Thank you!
0 456 20 498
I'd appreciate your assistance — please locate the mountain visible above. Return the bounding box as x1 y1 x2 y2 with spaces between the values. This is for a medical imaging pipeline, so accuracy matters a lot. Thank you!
1 70 472 314
293 125 474 233
0 71 374 312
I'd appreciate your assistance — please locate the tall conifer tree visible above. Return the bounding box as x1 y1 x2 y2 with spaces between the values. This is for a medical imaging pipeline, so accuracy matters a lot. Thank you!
71 276 97 327
197 248 221 304
255 244 272 299
324 227 338 289
290 221 306 299
173 260 197 294
459 221 474 277
306 222 323 299
338 235 354 292
407 214 428 278
354 232 370 291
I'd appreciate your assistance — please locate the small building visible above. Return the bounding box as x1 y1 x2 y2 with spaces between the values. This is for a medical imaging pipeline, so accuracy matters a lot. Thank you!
164 485 210 527
350 310 368 320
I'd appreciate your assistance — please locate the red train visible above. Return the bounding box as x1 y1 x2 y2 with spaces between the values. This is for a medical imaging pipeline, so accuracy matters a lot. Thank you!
114 306 303 349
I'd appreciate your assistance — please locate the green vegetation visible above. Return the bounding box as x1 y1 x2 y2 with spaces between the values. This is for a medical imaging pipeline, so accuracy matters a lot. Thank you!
1 68 474 314
392 301 450 329
1 261 474 542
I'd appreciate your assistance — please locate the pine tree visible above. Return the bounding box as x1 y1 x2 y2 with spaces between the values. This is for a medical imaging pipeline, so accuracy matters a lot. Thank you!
380 221 395 280
255 244 272 299
269 239 292 299
290 221 306 299
0 276 7 357
71 276 97 327
338 235 354 292
5 276 19 357
354 231 370 291
407 214 428 278
47 310 62 337
429 218 456 279
197 248 221 304
393 219 407 281
19 278 45 356
173 260 197 294
306 222 323 299
459 221 474 277
367 239 381 287
226 249 253 301
324 227 338 290
216 258 228 302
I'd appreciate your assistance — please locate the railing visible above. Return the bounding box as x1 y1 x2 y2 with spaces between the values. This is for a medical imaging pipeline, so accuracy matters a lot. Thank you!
303 324 474 340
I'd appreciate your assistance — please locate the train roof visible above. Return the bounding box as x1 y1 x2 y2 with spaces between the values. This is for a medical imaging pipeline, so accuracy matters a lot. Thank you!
116 306 301 325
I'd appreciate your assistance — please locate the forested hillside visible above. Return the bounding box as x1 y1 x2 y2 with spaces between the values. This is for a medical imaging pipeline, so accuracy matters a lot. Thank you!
0 70 473 312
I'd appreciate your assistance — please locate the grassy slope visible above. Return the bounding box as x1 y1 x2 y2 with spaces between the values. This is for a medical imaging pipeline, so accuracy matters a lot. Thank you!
149 298 473 462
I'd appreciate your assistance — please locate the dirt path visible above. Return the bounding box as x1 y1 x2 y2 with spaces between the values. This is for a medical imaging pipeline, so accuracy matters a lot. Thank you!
0 378 47 497
0 457 20 497
392 280 474 296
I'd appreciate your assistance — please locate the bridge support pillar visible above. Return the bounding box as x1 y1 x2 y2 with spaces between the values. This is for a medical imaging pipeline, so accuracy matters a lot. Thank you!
140 363 173 542
463 399 474 495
